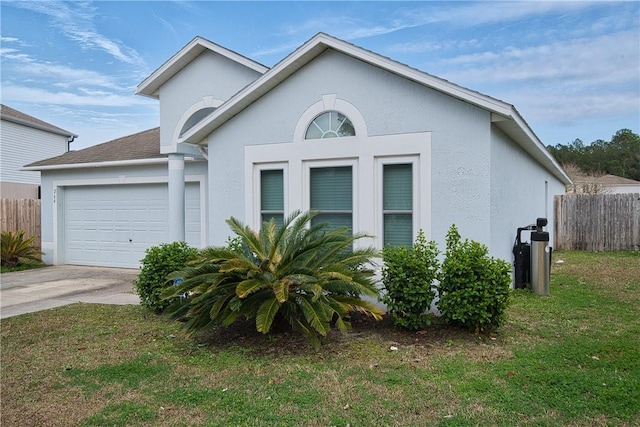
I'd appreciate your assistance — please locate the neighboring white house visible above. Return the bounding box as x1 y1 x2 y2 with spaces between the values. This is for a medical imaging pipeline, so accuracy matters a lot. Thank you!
26 33 570 271
567 173 640 194
1 104 76 199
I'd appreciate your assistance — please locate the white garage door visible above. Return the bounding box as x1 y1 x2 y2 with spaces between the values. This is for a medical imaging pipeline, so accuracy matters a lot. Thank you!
63 183 201 268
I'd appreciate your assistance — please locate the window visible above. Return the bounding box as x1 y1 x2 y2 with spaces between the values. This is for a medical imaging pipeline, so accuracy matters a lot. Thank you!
310 166 352 232
305 111 355 139
179 107 216 137
383 163 413 247
260 169 284 227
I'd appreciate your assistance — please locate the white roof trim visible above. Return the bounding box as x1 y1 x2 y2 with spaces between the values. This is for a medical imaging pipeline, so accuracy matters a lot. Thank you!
23 158 169 171
177 32 568 184
136 36 269 99
23 157 203 171
1 114 77 138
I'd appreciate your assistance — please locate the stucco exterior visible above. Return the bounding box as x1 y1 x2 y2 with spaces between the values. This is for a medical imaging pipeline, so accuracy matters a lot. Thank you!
204 49 494 249
158 50 264 154
30 33 569 275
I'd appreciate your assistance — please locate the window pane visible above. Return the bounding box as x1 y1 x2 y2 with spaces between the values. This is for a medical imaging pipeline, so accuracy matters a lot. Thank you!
310 166 352 233
310 167 352 210
335 112 355 137
384 214 412 248
261 170 283 211
180 107 216 137
305 123 323 139
305 111 355 139
383 164 412 210
312 213 352 232
261 169 283 227
262 214 284 228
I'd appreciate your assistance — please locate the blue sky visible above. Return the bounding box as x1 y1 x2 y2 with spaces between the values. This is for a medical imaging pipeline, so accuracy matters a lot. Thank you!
1 1 638 150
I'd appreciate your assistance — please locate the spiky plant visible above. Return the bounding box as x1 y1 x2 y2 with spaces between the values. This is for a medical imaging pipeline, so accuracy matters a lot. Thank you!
162 210 384 347
1 230 42 267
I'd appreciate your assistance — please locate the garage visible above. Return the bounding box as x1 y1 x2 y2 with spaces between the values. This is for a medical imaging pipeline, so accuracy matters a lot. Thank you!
62 182 201 268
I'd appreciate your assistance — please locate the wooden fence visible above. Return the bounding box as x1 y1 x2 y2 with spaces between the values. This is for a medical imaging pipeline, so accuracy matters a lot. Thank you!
0 199 41 248
554 193 640 251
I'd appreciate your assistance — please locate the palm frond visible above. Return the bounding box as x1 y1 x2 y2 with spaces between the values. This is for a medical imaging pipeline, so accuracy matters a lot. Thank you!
296 294 330 337
256 297 281 333
226 216 267 260
236 278 271 298
273 279 289 303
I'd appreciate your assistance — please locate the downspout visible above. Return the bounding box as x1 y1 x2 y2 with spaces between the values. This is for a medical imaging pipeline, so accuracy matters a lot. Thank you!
67 135 76 152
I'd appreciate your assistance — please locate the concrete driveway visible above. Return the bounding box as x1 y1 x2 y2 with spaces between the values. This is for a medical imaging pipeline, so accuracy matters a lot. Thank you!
0 265 140 319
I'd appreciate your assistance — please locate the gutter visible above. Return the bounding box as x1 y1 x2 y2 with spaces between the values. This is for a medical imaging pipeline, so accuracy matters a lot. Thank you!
22 156 204 172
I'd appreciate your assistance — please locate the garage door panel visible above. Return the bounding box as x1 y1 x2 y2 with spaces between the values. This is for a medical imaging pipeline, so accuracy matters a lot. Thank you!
63 183 201 268
64 184 169 268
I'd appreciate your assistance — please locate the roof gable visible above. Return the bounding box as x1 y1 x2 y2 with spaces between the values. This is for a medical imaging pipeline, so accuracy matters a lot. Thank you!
1 104 76 138
178 33 570 185
136 36 269 99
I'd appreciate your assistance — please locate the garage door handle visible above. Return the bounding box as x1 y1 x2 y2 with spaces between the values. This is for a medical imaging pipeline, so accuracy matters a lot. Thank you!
129 239 132 242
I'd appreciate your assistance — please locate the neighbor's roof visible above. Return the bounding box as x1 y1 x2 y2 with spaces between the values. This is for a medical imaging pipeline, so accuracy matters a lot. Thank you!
136 36 269 99
1 104 77 138
178 33 571 185
572 174 640 186
24 128 164 170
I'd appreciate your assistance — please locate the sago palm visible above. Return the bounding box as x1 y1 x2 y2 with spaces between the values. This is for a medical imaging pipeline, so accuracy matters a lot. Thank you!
162 210 384 347
1 230 42 267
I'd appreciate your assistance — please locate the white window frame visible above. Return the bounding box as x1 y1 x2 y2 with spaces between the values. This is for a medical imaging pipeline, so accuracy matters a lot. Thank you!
376 156 420 248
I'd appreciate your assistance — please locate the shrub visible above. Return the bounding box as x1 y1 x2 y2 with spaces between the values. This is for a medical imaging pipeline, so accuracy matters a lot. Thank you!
381 230 439 331
1 230 42 268
133 241 198 312
162 210 384 348
436 225 511 332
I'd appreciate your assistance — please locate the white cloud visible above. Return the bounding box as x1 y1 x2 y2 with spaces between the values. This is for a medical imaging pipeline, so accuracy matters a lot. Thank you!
436 31 639 87
1 46 130 91
403 1 595 28
8 1 146 67
1 84 154 107
509 89 639 125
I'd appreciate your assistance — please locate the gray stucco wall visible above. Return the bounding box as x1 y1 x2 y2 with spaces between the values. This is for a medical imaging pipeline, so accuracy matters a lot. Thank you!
489 126 565 264
158 51 263 152
205 49 494 252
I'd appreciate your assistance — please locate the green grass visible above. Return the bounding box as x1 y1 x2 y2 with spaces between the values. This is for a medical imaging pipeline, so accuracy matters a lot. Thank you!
0 258 46 273
1 251 639 426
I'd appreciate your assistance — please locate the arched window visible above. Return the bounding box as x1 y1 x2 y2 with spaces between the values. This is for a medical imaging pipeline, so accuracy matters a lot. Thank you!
179 107 216 137
305 111 355 139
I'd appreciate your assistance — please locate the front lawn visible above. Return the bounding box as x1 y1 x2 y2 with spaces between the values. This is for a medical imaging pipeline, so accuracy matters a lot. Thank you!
1 251 638 426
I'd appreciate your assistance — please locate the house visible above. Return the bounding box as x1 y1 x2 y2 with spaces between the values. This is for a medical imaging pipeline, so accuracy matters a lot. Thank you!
1 104 76 199
26 33 570 271
567 173 640 194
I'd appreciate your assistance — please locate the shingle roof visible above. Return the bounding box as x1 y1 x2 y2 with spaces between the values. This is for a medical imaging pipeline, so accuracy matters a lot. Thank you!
25 127 163 168
599 174 640 185
1 104 76 137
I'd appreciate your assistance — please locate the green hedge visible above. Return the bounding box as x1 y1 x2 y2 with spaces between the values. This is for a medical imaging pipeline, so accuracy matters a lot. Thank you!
133 241 198 312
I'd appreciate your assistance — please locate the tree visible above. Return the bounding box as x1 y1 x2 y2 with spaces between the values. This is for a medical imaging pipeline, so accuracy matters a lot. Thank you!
547 129 640 181
162 210 384 347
